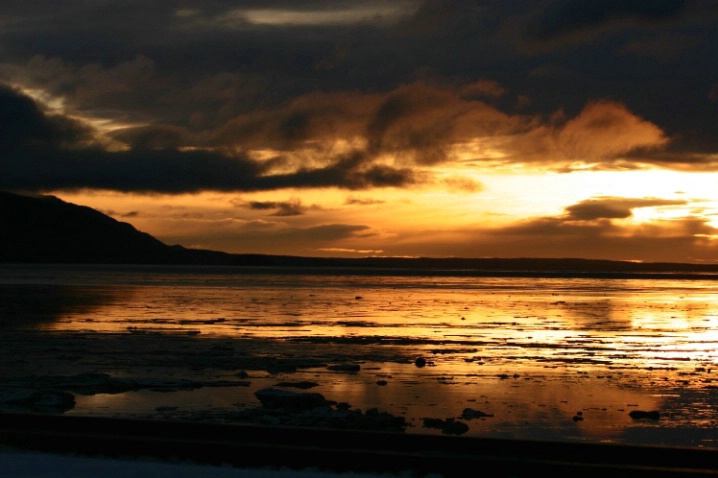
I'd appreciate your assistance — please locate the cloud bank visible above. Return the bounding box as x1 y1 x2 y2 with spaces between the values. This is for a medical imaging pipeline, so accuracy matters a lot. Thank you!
1 1 718 262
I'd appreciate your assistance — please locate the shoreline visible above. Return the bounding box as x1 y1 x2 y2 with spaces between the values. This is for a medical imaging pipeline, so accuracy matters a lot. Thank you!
3 328 717 448
5 261 718 281
3 412 718 477
3 267 718 450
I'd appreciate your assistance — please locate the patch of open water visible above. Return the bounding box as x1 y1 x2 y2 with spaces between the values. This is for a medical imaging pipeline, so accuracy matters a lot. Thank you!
1 264 717 447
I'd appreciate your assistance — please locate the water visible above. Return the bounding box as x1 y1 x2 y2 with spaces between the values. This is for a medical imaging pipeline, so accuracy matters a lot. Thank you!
2 264 718 447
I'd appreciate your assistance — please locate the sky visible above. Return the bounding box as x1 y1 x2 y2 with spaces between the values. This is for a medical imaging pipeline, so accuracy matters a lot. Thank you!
1 0 718 263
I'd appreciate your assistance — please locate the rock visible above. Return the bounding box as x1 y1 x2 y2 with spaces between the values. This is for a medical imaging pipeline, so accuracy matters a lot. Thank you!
442 419 470 435
461 407 493 419
274 381 320 389
629 410 660 420
415 357 427 368
422 417 469 435
376 380 388 386
422 417 445 428
327 364 361 372
0 389 76 413
255 388 336 410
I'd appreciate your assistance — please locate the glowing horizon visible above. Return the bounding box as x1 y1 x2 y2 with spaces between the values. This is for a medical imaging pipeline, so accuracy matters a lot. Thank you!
2 1 718 263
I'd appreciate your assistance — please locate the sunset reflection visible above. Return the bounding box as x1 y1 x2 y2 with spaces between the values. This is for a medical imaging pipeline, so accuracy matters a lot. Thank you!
4 266 718 446
35 274 718 372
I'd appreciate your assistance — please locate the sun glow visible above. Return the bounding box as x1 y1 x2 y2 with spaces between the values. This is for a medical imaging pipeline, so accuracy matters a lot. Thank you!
48 165 718 258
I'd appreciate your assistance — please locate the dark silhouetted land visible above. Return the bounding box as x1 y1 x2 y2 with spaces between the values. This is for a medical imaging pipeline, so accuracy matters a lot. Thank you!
3 189 718 277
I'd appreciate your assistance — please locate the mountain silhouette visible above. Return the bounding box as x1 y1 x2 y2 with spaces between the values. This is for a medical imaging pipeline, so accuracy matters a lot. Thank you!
2 190 718 275
0 190 187 264
0 190 350 266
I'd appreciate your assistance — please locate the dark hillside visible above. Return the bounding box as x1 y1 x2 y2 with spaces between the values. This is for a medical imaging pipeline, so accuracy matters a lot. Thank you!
0 190 184 264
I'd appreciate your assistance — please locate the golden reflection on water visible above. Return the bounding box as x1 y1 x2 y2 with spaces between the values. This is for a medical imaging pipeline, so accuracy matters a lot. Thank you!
4 267 718 446
30 276 718 372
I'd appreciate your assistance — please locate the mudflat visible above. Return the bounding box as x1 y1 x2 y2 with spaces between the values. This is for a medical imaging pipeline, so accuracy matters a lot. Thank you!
2 326 717 449
2 265 718 449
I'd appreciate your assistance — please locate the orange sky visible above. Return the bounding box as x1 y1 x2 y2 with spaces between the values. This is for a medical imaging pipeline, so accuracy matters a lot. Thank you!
2 1 718 262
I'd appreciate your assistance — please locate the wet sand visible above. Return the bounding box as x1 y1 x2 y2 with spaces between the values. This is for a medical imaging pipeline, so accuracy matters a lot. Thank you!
2 265 718 449
2 327 718 448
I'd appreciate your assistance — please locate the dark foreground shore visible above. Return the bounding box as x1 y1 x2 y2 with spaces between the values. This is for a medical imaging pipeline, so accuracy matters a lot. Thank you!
2 411 718 478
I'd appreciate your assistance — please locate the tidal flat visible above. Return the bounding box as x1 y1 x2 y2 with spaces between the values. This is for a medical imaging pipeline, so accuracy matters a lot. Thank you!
1 264 717 448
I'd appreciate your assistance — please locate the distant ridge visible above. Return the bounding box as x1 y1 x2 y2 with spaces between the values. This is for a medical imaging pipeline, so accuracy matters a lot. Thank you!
0 190 182 264
2 190 718 275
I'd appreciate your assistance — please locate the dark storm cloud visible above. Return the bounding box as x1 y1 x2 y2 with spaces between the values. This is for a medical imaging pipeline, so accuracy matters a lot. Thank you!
1 1 718 194
523 0 687 45
0 84 95 150
0 1 421 124
0 141 416 193
0 83 417 192
0 146 265 194
565 197 686 221
246 198 305 216
479 196 694 242
278 150 417 190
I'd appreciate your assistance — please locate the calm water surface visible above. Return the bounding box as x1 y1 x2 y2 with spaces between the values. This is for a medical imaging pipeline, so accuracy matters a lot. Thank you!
2 264 718 447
